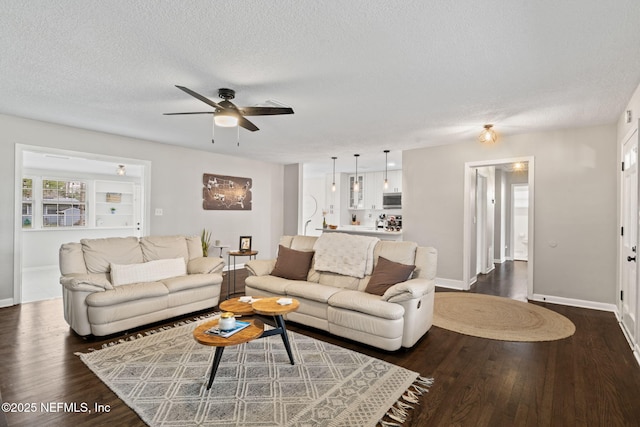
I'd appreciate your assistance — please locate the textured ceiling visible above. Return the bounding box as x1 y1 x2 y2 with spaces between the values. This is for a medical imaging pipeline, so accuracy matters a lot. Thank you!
2 1 640 175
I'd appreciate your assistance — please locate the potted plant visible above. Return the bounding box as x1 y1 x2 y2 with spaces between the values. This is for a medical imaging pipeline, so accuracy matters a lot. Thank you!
201 228 211 257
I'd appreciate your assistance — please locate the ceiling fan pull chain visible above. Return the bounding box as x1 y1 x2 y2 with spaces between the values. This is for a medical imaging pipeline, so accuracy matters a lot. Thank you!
211 118 215 144
237 125 240 147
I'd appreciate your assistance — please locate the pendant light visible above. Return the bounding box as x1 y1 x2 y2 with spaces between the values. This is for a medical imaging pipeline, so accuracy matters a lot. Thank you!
331 157 337 192
383 150 389 189
353 154 360 192
479 124 497 144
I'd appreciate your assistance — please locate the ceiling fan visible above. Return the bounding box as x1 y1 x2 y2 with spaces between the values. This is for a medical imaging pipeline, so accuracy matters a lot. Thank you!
164 85 294 132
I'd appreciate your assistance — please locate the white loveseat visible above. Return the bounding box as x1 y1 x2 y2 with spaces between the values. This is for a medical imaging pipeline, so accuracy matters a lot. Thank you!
59 235 224 336
244 234 437 351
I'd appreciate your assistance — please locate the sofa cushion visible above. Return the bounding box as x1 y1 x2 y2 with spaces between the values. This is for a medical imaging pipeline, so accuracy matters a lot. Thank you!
328 290 405 320
59 242 88 275
81 237 143 274
245 275 292 295
185 235 203 259
365 256 416 296
110 258 187 286
373 241 418 266
86 281 169 307
271 245 314 280
140 235 189 263
285 281 343 303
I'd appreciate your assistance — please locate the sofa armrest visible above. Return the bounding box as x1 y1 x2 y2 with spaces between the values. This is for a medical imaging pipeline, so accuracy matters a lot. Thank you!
381 278 435 303
246 259 276 276
188 257 225 274
60 273 113 292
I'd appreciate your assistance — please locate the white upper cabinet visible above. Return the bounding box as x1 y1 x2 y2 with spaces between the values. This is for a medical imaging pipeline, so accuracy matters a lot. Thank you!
385 170 402 193
364 171 385 210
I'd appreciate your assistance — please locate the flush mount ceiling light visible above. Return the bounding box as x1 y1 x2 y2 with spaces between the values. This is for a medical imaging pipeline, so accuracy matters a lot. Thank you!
383 150 390 189
116 164 126 176
353 154 360 192
479 124 497 144
331 156 337 192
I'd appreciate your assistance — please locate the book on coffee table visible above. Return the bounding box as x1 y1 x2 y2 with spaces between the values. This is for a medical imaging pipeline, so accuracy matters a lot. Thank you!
204 320 251 338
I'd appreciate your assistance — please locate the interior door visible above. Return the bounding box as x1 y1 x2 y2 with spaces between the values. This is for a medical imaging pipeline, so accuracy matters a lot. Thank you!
621 128 638 342
512 184 529 261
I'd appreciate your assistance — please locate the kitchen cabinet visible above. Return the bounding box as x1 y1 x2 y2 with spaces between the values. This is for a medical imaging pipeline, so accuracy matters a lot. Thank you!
348 174 364 209
385 170 402 193
364 171 384 210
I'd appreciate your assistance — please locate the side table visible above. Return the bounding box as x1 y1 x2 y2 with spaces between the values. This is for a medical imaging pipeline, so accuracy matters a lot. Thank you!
210 244 229 258
226 250 258 299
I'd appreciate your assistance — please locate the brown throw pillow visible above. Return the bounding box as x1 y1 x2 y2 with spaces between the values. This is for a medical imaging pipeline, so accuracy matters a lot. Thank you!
271 245 314 281
365 256 415 296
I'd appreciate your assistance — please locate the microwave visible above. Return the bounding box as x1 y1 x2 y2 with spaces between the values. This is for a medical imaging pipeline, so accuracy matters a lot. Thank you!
382 192 402 209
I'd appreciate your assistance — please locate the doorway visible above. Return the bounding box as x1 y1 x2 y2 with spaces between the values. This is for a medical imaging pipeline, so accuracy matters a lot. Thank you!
512 184 529 261
463 157 534 299
14 144 151 304
620 127 638 346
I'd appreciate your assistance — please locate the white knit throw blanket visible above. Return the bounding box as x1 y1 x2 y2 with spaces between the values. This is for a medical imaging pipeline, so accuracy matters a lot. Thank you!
312 232 379 278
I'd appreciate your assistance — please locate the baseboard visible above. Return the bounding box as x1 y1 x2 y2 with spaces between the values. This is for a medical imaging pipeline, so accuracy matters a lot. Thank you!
494 257 507 264
224 263 246 272
530 293 617 312
435 277 466 290
0 298 15 308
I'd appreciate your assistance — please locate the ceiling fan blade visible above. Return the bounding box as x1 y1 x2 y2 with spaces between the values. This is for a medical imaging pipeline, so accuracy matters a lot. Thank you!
238 116 259 132
240 106 294 116
175 85 222 110
163 112 214 115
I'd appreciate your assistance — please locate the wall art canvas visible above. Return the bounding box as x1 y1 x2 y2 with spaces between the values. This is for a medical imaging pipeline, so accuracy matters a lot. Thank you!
202 173 252 210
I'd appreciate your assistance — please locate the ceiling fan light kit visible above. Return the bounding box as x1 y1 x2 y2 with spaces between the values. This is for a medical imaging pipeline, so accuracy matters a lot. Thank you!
165 85 294 143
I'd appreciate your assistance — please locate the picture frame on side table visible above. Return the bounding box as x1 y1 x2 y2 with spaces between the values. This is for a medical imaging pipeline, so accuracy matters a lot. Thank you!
239 236 252 252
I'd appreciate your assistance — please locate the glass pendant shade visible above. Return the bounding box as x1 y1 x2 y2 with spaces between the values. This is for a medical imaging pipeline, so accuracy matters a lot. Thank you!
479 124 497 144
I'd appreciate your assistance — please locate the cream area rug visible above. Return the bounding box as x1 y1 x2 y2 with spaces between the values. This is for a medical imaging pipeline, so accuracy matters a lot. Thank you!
77 320 432 426
433 292 576 342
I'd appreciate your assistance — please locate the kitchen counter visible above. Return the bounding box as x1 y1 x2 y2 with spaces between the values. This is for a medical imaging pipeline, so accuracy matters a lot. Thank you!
316 226 403 240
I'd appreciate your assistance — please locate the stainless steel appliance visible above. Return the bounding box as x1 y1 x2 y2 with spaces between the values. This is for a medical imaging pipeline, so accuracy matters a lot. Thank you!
382 192 402 209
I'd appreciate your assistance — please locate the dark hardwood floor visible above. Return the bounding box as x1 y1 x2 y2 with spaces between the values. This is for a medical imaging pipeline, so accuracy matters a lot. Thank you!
1 262 639 426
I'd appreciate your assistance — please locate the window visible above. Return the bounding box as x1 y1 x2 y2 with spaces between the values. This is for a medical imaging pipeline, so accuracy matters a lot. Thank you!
22 178 33 228
42 179 87 228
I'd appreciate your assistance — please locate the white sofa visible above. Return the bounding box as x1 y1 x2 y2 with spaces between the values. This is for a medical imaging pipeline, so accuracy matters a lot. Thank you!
59 235 224 336
244 234 437 351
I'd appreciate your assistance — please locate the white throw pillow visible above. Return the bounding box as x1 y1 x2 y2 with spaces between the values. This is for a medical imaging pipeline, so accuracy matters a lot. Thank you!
110 258 186 286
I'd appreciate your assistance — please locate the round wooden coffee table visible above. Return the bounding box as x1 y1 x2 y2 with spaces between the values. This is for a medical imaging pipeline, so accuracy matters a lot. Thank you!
251 297 300 365
193 318 264 390
219 296 262 316
219 296 300 365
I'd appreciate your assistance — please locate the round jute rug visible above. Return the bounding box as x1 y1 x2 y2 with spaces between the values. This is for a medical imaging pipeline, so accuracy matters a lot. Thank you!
433 292 576 342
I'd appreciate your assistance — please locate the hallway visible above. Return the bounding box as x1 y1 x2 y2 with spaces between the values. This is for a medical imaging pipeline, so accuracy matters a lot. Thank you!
472 260 528 301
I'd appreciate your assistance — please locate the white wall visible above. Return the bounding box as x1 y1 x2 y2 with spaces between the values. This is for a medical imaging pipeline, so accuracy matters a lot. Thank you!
403 124 617 304
0 113 284 303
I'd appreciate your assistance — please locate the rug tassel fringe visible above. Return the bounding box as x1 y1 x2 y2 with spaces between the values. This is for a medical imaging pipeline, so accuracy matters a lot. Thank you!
379 376 434 426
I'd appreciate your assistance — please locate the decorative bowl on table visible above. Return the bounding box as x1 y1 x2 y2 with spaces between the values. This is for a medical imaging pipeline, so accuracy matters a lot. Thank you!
328 225 338 229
